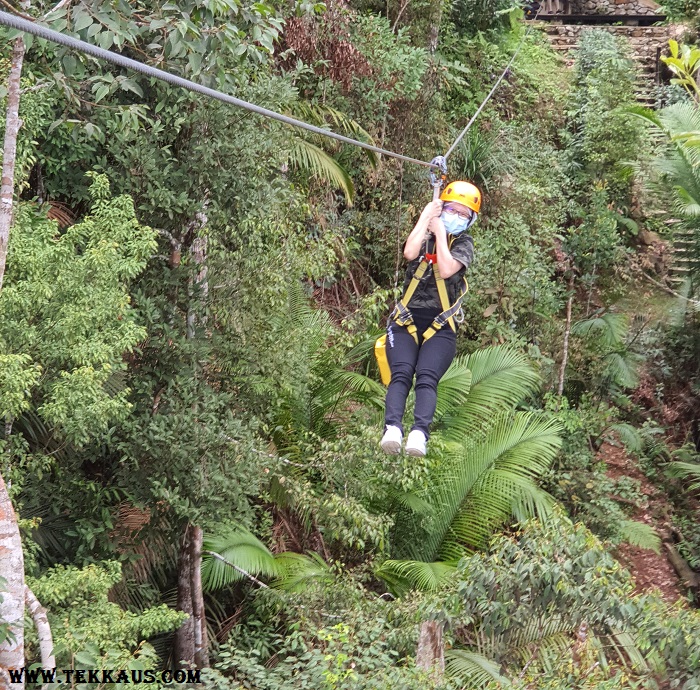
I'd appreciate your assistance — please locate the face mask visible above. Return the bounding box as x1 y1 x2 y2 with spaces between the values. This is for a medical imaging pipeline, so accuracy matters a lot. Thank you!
441 212 472 236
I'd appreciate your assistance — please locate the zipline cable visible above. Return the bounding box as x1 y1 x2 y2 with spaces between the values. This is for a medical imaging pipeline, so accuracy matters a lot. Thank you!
0 9 438 170
443 5 542 161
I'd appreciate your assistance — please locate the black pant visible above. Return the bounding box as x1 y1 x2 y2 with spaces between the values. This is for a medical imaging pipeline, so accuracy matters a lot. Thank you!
384 316 457 437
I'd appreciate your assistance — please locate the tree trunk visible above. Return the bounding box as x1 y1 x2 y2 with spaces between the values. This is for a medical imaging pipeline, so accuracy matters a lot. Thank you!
557 273 575 400
174 523 209 669
416 620 444 678
426 0 442 54
0 474 25 685
25 586 55 672
190 526 208 669
0 33 27 293
186 213 208 339
0 8 30 685
664 541 700 595
175 524 195 668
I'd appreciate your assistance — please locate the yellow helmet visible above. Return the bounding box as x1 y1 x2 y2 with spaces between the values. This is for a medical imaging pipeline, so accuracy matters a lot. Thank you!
440 180 481 214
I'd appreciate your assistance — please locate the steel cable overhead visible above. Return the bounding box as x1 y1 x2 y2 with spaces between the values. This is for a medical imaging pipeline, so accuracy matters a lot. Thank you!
443 5 543 160
0 6 541 177
0 9 437 170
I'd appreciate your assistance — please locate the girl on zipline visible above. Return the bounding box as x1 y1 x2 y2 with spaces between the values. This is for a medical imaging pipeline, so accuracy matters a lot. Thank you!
380 181 480 457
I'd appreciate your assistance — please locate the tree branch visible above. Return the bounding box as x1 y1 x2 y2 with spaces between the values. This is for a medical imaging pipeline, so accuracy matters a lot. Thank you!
0 0 33 21
25 586 55 674
641 272 700 307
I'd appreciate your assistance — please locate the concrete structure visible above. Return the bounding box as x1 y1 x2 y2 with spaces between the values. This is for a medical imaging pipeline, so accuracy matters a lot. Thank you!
534 0 671 105
537 0 662 20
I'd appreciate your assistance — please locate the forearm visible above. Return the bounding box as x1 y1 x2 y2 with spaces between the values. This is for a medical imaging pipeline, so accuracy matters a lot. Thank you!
404 200 442 260
403 215 430 260
433 224 464 279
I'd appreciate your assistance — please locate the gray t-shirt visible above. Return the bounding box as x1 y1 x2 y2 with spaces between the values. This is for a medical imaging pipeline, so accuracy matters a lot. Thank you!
401 233 474 313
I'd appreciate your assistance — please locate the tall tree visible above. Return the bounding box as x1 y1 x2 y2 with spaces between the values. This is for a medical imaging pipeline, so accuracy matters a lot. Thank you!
0 2 31 678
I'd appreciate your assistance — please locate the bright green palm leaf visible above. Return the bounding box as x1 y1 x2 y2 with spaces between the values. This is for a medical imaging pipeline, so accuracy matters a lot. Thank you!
375 559 457 596
288 137 355 205
408 412 562 563
433 361 472 424
272 551 334 592
202 528 281 591
436 346 541 441
444 649 509 688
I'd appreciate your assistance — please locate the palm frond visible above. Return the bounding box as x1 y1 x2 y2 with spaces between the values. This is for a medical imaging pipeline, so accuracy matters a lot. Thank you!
433 361 472 425
444 649 509 688
410 413 562 562
571 313 628 348
659 101 700 138
505 613 577 667
385 487 434 515
673 184 700 217
603 352 640 390
605 629 651 672
666 460 700 491
617 520 661 553
375 559 457 595
288 137 355 205
202 528 280 592
272 551 334 592
441 472 555 559
286 101 379 168
436 346 541 441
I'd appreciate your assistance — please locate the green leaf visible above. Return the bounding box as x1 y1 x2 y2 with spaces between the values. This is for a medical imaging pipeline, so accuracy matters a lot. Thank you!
94 84 110 103
73 10 94 32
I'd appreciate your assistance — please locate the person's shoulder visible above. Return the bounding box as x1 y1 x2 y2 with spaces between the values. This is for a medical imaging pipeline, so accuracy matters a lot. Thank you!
451 232 474 249
455 231 473 243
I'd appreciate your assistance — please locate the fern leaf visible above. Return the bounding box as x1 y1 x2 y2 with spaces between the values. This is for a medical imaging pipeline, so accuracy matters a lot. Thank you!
667 460 700 491
608 423 643 453
617 520 661 553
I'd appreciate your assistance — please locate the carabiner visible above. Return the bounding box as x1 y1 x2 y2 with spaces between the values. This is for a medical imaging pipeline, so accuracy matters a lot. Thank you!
430 155 447 201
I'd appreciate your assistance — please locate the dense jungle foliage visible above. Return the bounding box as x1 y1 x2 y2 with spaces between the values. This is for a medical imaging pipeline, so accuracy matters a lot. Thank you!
1 0 700 687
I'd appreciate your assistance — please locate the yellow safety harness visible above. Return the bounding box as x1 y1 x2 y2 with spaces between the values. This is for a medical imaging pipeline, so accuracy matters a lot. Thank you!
375 237 468 385
391 236 469 344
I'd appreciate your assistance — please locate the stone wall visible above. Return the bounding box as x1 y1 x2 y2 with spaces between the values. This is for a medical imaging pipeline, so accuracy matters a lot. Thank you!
540 0 662 15
572 0 661 15
544 24 671 66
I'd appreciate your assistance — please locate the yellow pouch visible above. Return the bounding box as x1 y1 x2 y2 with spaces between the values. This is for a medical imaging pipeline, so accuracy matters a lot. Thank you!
374 334 391 385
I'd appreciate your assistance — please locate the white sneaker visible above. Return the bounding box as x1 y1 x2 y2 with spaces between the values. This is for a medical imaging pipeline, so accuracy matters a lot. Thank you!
381 425 403 455
405 430 427 457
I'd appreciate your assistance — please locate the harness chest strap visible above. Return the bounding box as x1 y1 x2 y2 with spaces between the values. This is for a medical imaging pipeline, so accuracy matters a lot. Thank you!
392 238 468 343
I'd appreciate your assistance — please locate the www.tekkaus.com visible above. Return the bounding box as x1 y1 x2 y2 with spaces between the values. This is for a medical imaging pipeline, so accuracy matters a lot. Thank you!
7 668 203 684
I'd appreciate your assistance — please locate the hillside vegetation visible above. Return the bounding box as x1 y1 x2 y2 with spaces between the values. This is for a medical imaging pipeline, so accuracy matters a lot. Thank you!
1 0 700 688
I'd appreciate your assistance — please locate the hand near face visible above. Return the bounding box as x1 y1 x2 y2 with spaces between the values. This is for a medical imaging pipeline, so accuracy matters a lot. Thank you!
420 200 443 223
427 215 444 235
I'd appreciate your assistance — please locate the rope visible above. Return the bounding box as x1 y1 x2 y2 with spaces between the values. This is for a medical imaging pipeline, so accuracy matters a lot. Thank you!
443 5 542 160
0 10 437 170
